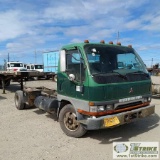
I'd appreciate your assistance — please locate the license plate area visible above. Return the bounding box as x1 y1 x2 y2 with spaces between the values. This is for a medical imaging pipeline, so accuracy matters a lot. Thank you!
104 116 120 127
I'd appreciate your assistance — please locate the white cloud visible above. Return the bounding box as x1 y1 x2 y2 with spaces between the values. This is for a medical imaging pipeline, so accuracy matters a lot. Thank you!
0 10 26 41
125 20 142 30
0 0 160 64
71 38 82 43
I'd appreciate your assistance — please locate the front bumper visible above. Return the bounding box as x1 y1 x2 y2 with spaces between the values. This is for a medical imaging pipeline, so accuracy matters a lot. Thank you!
79 105 155 130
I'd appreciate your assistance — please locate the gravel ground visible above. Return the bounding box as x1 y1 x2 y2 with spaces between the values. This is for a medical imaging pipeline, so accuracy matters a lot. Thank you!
0 78 160 160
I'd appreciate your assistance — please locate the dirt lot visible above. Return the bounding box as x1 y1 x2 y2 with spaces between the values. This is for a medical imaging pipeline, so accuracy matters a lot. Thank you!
0 78 160 160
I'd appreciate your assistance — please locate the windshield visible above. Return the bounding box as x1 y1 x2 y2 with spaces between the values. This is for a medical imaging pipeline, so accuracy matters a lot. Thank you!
10 63 23 67
84 44 147 75
35 65 43 69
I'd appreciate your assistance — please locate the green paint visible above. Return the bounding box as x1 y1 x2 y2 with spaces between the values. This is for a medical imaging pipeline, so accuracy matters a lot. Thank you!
57 42 151 103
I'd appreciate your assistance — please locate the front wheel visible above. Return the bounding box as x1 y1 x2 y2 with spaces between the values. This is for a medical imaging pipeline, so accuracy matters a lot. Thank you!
59 104 87 138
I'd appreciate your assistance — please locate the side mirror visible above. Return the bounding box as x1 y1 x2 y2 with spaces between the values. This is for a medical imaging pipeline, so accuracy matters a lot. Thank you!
60 50 66 72
68 74 75 81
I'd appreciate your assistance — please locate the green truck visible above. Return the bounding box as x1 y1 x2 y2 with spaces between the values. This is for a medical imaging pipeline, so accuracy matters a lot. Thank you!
14 40 155 137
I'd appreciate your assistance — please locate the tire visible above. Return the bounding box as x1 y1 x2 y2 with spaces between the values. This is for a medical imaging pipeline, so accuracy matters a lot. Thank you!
59 104 87 138
14 90 25 110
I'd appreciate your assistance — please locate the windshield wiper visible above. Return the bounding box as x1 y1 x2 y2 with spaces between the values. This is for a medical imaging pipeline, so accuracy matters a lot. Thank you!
126 71 149 77
111 71 127 79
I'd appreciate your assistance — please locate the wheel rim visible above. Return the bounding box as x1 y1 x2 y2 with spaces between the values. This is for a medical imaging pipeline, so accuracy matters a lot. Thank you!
64 112 79 131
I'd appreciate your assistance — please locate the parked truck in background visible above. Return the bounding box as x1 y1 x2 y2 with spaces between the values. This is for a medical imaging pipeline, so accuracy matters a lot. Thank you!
14 40 155 138
26 63 55 80
0 61 27 86
43 50 59 81
26 64 43 72
7 61 27 72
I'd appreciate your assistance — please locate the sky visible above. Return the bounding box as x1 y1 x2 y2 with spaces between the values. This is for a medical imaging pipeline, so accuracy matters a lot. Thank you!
0 0 160 67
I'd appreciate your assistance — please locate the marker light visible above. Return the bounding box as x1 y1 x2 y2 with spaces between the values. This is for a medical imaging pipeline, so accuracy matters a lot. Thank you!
84 40 89 43
117 42 121 45
128 45 132 48
100 40 105 44
109 41 113 44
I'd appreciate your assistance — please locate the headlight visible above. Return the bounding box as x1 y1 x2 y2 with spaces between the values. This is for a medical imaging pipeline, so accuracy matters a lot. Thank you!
90 106 105 112
89 105 114 112
97 106 105 112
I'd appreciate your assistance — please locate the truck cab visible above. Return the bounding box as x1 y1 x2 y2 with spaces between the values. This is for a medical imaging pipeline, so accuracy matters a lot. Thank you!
27 64 43 72
7 61 27 71
57 40 154 137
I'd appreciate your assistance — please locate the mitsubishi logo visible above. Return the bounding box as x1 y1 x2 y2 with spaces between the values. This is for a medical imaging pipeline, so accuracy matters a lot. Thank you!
129 87 133 93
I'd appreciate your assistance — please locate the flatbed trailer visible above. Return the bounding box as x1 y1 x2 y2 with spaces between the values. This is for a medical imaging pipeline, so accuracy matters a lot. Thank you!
0 71 47 94
31 71 56 80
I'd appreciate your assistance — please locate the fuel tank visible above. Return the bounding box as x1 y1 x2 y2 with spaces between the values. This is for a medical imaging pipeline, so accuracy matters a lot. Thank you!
34 96 58 113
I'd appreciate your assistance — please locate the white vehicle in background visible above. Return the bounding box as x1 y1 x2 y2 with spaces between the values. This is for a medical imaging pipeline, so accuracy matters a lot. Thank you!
23 63 27 69
27 64 46 80
7 61 27 72
26 64 54 80
26 64 43 72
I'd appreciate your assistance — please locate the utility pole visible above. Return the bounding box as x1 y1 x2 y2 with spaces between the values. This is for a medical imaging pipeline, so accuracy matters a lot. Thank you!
117 31 119 42
151 58 153 68
8 53 10 62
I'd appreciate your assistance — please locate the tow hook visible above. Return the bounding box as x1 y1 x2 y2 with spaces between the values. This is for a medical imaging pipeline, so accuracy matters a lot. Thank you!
124 112 141 122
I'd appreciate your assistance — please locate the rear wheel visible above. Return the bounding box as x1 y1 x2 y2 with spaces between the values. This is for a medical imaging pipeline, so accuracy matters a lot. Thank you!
14 90 25 110
59 104 87 138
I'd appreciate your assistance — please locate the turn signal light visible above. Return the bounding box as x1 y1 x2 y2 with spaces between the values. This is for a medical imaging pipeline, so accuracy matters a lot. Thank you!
89 102 95 106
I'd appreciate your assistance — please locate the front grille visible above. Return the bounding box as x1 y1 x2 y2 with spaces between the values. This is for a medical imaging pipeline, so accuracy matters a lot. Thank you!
115 101 142 110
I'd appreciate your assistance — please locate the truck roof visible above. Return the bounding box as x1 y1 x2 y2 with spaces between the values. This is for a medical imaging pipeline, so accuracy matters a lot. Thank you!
61 41 133 50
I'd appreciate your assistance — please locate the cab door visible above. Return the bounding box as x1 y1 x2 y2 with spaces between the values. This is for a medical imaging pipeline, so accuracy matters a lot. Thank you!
57 49 87 99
